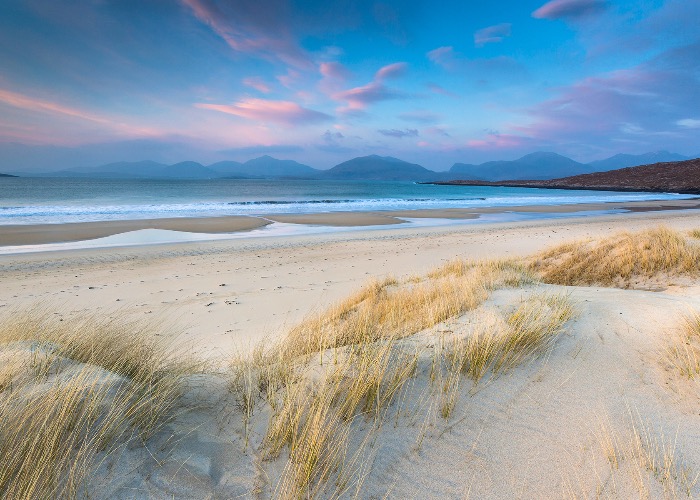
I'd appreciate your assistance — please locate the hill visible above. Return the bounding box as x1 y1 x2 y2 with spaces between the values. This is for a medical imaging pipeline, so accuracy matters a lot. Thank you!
323 155 438 181
450 152 589 181
434 158 700 194
0 172 17 177
587 151 688 171
210 155 319 179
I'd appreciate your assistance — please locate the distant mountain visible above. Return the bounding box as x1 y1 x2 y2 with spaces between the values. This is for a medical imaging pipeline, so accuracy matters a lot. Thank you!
324 155 438 181
587 151 689 172
42 160 218 179
433 158 700 194
0 172 17 177
450 152 588 181
165 161 218 179
210 155 319 179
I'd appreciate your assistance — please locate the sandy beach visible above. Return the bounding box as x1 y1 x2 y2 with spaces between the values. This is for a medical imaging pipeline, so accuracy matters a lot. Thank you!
2 206 700 498
1 206 698 355
1 197 698 247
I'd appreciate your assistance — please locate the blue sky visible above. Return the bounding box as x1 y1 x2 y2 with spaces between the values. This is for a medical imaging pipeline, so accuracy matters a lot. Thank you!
0 0 698 170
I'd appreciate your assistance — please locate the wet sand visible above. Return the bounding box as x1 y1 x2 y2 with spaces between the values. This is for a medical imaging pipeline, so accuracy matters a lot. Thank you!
1 198 698 247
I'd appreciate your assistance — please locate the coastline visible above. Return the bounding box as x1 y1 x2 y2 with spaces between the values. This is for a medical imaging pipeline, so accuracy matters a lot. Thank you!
1 197 699 247
1 208 699 357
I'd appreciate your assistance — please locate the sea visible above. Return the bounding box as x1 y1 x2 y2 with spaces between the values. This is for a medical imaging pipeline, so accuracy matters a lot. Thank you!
0 177 694 226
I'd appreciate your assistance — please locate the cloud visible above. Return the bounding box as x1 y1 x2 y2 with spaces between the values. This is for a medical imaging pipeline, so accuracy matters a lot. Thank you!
426 82 457 97
677 118 700 129
242 77 271 93
378 128 418 138
318 129 353 153
474 23 512 47
333 62 408 113
196 98 331 125
319 62 351 94
510 41 700 156
427 46 454 68
375 62 407 82
427 46 528 86
323 130 345 141
532 0 608 20
180 0 310 68
218 144 303 155
320 62 351 81
0 88 112 125
399 111 440 123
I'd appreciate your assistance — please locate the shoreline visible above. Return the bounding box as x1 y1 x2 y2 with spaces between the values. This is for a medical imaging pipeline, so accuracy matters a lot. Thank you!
1 209 699 358
1 198 699 248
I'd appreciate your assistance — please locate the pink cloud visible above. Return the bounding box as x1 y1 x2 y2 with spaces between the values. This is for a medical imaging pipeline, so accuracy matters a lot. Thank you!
319 62 351 95
320 62 351 81
427 46 454 68
334 82 404 113
375 62 407 81
0 88 160 139
196 98 331 125
242 77 271 93
532 0 608 20
181 0 310 68
332 61 408 113
0 88 113 125
474 23 512 47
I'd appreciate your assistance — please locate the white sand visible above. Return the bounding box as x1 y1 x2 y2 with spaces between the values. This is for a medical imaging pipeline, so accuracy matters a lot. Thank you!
1 209 698 357
1 209 700 498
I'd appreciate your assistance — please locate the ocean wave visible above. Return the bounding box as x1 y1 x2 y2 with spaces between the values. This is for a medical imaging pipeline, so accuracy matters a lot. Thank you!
0 191 694 225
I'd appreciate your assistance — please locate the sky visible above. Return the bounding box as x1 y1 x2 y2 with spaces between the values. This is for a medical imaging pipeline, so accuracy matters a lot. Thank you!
0 0 698 171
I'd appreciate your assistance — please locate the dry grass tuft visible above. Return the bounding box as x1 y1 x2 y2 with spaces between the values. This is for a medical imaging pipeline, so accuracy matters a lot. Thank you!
0 313 197 499
665 312 700 379
445 294 575 386
596 415 698 497
284 260 534 359
690 229 700 239
262 337 418 497
530 226 700 287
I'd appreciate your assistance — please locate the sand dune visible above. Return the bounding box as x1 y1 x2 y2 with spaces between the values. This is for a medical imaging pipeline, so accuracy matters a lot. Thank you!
1 211 700 498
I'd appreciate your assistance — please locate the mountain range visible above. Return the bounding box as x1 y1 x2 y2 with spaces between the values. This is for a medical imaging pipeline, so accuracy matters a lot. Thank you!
3 150 695 182
433 158 700 195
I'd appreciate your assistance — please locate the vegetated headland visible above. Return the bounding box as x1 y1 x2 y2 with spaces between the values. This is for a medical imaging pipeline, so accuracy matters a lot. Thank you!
428 157 700 195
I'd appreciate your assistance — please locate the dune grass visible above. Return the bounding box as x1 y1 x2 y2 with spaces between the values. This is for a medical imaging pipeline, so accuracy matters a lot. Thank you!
596 415 697 498
438 294 575 419
690 229 700 239
0 313 197 498
530 226 700 287
283 259 534 360
665 312 700 379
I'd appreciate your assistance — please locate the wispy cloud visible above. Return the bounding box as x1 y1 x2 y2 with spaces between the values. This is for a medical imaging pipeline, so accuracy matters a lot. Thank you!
196 98 331 125
474 23 512 47
532 0 608 20
375 62 407 81
677 118 700 129
242 77 271 93
333 62 408 113
378 128 418 138
180 0 311 68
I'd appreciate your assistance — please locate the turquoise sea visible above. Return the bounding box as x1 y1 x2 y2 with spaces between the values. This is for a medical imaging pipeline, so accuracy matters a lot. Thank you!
0 177 693 225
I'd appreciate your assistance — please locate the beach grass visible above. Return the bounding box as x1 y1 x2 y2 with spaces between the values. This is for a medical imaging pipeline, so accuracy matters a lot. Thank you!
0 313 197 498
531 226 700 287
665 312 700 379
283 259 534 359
596 415 697 497
690 229 700 239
